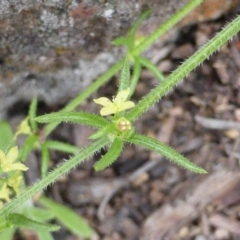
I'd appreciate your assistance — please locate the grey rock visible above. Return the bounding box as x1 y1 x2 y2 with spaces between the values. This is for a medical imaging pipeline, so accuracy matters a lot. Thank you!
0 0 188 117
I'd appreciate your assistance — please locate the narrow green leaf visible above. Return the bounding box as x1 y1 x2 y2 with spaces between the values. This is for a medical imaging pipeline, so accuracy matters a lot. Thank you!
139 56 165 82
19 135 38 161
128 9 151 39
118 58 130 92
8 213 60 232
24 207 55 222
29 98 38 132
41 145 50 177
129 57 141 97
111 36 132 48
44 140 80 154
37 231 54 240
36 112 109 129
0 121 14 151
126 133 207 174
0 227 15 239
89 123 116 140
94 138 123 171
39 197 93 238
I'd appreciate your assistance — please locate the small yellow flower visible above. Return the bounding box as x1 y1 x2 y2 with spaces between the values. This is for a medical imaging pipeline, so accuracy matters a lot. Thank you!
94 88 135 116
14 117 32 139
7 172 23 196
0 146 28 172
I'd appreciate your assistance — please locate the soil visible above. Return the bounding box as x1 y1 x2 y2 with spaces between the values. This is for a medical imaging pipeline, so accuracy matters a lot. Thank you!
8 7 240 240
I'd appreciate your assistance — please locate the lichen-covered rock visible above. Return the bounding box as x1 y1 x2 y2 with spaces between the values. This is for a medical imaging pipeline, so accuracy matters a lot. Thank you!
0 0 237 117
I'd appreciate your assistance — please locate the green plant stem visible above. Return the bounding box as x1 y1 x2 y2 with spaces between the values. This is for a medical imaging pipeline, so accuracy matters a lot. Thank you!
127 15 240 122
129 57 141 98
132 0 203 56
44 59 124 136
0 138 110 218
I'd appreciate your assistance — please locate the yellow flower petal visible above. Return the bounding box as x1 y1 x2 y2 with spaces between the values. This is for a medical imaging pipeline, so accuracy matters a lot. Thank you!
8 163 28 172
0 146 28 172
94 88 134 116
118 101 135 112
100 106 117 116
94 97 112 107
6 146 18 164
8 173 23 195
14 117 32 139
114 88 130 103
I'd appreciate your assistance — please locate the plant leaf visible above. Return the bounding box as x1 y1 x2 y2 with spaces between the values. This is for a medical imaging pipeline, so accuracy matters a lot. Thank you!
126 133 207 174
118 58 130 92
94 138 123 171
44 140 80 154
89 123 116 140
8 213 60 232
111 36 132 48
29 97 38 132
128 9 151 39
0 227 16 239
0 121 14 152
41 144 50 177
139 56 165 82
39 197 93 238
24 207 55 222
36 112 108 129
37 231 54 240
129 57 141 97
19 135 38 161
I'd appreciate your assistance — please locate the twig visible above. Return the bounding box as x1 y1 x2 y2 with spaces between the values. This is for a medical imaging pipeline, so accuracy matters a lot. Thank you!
97 158 162 220
195 115 240 130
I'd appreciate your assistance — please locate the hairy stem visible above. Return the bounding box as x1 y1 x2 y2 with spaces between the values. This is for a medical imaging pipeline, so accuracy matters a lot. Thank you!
0 138 109 218
127 15 240 122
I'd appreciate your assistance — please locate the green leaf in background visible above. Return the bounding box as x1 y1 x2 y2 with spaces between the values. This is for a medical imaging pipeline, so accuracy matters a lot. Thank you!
111 36 132 48
129 57 141 97
8 213 60 232
0 227 16 240
44 140 80 154
29 97 38 132
19 135 38 161
0 121 14 151
41 144 50 177
24 207 55 222
39 197 93 238
37 231 54 240
138 56 165 82
128 9 150 41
